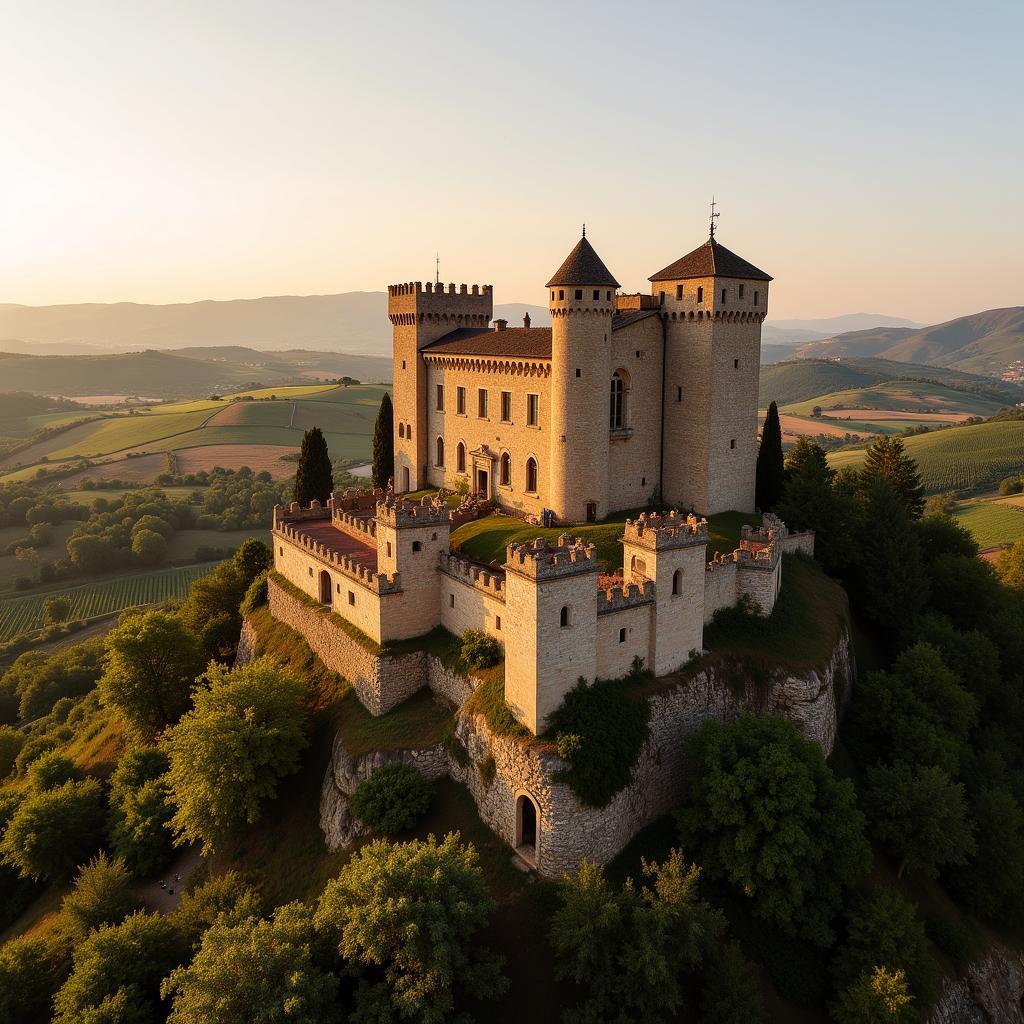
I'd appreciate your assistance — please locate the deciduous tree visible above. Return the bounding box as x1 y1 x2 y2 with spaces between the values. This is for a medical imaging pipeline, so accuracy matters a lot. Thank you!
61 852 141 942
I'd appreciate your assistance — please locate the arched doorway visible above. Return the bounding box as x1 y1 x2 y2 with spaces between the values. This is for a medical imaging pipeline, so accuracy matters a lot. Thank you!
319 570 332 605
515 793 538 865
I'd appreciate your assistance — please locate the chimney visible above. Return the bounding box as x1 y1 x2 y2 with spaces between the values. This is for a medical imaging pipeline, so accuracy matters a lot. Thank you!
523 311 531 328
493 318 508 331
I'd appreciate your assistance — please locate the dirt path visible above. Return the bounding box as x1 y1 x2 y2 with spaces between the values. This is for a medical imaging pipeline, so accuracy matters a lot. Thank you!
138 847 204 913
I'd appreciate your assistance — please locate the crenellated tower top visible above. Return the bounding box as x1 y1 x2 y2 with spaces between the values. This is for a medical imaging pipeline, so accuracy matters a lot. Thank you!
387 281 493 328
622 510 709 550
375 493 451 529
503 534 599 580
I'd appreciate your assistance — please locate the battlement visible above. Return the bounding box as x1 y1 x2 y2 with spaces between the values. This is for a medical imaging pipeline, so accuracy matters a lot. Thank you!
438 551 506 600
332 509 377 544
705 538 781 574
504 534 599 579
332 488 384 513
273 521 401 595
387 281 494 326
623 509 709 550
273 500 331 529
598 577 654 614
376 493 451 530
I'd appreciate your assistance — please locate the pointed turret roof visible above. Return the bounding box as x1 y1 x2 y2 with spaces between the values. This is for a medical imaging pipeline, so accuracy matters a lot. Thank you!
546 234 620 289
649 237 771 282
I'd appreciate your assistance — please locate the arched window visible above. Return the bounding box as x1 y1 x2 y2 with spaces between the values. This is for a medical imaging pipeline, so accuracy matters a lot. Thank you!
406 423 412 440
610 371 626 430
560 606 570 628
672 569 682 595
435 436 444 467
525 457 538 493
456 441 466 473
500 452 511 486
398 423 405 439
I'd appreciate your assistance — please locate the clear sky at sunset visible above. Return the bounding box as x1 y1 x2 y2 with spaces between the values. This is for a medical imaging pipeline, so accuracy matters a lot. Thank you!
1 0 1021 322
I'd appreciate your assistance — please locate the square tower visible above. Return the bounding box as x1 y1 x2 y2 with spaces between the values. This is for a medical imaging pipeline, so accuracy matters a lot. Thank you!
388 281 492 493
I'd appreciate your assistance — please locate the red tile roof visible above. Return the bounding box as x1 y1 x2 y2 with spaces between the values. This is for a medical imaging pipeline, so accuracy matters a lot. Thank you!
649 238 772 282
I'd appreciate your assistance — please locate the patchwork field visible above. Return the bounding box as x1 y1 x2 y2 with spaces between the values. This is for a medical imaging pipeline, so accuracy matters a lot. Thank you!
828 419 1024 493
0 563 216 642
954 497 1024 548
783 380 1008 418
0 384 390 485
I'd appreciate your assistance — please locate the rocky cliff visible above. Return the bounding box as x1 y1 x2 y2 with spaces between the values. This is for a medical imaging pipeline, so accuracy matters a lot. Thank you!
929 945 1024 1023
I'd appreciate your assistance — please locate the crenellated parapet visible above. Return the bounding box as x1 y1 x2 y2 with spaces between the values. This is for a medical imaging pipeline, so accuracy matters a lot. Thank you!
332 509 377 544
387 281 493 327
623 509 708 550
504 534 599 579
598 577 655 614
273 521 401 594
273 499 331 529
438 551 506 601
376 493 451 530
332 488 384 513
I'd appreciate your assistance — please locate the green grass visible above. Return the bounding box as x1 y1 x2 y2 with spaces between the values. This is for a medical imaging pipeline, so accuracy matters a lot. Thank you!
828 419 1024 494
701 555 849 671
451 509 759 573
0 563 217 642
339 687 453 758
783 380 1005 418
954 497 1024 548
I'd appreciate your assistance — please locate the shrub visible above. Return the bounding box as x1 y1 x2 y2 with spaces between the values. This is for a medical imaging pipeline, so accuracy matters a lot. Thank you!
546 677 650 807
239 570 269 616
171 871 262 950
26 750 80 791
0 725 25 778
61 852 142 942
459 629 500 669
43 595 72 624
831 966 915 1024
107 747 175 877
0 931 72 1024
348 763 433 835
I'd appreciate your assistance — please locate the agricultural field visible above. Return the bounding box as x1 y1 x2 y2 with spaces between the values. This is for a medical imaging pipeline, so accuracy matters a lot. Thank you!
783 380 1007 418
828 419 1024 493
954 496 1024 549
0 563 215 642
0 383 389 485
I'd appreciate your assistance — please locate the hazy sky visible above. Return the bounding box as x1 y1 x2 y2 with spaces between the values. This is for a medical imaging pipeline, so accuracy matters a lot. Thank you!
2 0 1021 322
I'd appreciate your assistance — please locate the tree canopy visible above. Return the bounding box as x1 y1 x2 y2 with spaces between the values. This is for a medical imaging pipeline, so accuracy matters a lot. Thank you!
293 426 333 506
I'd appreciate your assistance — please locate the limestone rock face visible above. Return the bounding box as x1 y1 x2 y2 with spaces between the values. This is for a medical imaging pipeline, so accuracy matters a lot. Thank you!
930 946 1024 1024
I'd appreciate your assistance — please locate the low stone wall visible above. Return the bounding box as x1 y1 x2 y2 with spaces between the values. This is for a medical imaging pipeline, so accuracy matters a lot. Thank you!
428 657 478 708
450 627 852 879
267 575 425 715
781 531 815 558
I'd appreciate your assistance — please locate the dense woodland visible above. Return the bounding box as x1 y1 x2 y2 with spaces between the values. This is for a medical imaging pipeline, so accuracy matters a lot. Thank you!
0 427 1023 1022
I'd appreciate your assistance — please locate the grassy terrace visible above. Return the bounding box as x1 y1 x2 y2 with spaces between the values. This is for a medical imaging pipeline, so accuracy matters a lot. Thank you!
451 508 760 573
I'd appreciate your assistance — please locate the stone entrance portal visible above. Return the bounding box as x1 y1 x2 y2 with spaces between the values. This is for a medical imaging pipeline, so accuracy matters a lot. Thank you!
477 468 489 499
515 793 538 865
318 569 332 605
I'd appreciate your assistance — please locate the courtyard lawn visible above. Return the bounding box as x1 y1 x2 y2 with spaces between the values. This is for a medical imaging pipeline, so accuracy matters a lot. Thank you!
450 508 759 573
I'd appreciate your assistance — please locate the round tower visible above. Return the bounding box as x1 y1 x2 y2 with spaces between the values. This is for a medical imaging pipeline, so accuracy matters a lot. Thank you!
546 232 619 523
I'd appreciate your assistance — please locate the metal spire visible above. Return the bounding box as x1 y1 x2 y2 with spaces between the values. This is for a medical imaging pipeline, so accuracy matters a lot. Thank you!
709 196 720 240
582 223 586 238
435 253 440 285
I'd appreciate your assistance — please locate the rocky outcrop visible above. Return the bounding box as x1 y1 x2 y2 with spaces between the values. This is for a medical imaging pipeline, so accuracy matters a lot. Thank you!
930 946 1024 1023
319 727 449 853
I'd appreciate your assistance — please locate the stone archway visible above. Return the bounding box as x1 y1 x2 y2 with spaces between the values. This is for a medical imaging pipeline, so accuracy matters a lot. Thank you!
318 569 332 605
515 793 539 866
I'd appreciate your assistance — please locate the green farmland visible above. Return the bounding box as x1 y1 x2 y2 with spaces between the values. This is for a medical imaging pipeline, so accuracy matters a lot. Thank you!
954 498 1024 549
828 419 1024 494
0 563 216 642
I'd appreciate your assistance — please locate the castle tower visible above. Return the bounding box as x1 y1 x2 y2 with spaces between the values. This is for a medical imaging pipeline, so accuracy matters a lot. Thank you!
546 234 620 523
502 535 600 733
620 511 708 675
650 234 771 514
388 281 492 493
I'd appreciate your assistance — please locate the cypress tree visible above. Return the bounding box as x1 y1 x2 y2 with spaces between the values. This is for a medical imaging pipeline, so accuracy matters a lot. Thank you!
755 401 785 512
372 392 394 490
293 427 333 506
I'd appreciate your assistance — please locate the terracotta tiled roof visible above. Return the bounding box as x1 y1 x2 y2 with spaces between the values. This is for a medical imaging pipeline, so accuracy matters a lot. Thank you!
546 236 621 288
422 327 552 359
649 238 772 282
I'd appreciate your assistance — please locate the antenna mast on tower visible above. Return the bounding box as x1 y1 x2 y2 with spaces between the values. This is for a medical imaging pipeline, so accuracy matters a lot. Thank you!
435 253 440 285
709 196 720 240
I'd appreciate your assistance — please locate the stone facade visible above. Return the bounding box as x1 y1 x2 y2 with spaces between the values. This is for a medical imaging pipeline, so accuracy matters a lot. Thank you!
390 233 770 522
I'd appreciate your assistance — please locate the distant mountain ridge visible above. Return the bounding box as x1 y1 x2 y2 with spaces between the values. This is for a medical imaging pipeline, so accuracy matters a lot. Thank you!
791 307 1024 374
762 313 924 347
0 293 550 357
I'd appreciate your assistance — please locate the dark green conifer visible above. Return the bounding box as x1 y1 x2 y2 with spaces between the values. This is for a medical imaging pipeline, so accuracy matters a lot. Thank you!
861 436 925 519
372 392 394 490
292 427 333 506
755 401 784 512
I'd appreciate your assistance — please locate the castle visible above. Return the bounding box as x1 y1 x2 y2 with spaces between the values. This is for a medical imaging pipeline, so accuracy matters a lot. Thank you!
270 227 814 734
390 229 771 519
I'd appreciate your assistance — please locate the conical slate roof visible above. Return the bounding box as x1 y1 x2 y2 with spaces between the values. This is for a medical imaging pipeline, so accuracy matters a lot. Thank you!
546 235 620 289
649 237 771 282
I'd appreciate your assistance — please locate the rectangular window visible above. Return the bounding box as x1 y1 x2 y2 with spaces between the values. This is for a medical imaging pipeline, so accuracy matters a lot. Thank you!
348 591 355 606
592 289 600 300
449 594 455 608
558 289 564 300
575 368 581 378
402 360 406 369
495 615 502 631
659 290 666 304
697 286 703 303
477 388 488 418
739 284 745 299
721 288 727 303
730 439 736 450
574 289 583 300
386 541 392 557
501 391 512 422
278 546 283 556
435 384 444 411
753 291 759 306
526 393 539 426
676 386 682 401
619 628 627 643
734 359 739 369
456 386 466 415
676 284 683 300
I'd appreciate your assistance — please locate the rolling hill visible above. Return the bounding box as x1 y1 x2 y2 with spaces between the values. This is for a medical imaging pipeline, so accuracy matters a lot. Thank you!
759 357 1024 408
782 380 1010 418
828 417 1024 494
0 347 392 399
761 313 923 346
792 307 1024 374
0 294 550 357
